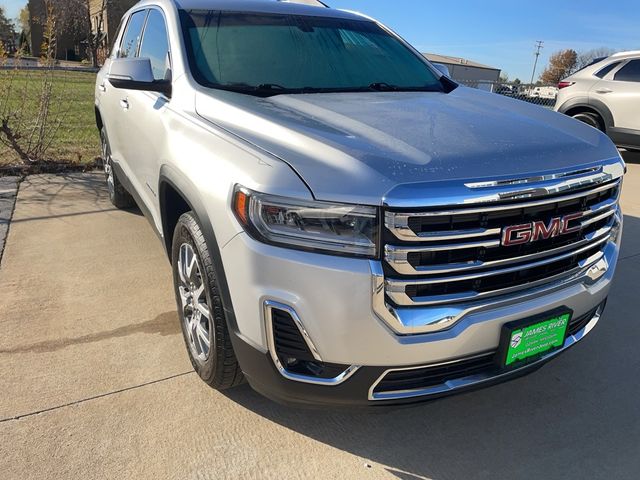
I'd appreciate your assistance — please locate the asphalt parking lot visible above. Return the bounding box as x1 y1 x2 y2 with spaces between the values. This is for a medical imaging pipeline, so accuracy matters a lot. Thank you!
1 151 639 480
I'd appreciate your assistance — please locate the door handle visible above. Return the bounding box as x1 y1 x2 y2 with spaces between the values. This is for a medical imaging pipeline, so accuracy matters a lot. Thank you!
98 83 106 92
120 99 130 110
595 88 613 94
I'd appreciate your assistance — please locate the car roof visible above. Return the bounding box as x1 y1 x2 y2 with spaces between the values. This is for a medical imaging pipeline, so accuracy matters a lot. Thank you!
172 0 367 20
609 50 640 60
568 51 639 79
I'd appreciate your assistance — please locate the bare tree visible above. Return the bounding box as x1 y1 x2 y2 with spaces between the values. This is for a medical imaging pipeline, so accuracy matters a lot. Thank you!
0 6 16 52
0 1 72 164
540 49 578 84
575 47 617 71
17 6 32 54
85 0 112 68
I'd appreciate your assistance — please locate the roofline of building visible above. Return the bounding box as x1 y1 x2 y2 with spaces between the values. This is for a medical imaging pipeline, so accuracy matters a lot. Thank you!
423 53 500 72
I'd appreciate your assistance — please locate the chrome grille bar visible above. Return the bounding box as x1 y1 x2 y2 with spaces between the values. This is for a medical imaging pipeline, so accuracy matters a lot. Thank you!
388 239 608 289
386 248 607 307
382 226 502 243
386 223 613 275
386 180 620 243
385 194 618 276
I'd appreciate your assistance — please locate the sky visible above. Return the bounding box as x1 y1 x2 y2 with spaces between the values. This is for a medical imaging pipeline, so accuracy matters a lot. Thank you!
2 0 639 79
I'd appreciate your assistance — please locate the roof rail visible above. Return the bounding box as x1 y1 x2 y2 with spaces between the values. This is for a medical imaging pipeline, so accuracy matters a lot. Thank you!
611 50 640 58
277 0 330 7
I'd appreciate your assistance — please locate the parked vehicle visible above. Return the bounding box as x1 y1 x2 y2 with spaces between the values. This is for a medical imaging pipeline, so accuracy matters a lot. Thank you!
493 84 515 96
555 51 640 150
528 86 558 100
95 0 625 407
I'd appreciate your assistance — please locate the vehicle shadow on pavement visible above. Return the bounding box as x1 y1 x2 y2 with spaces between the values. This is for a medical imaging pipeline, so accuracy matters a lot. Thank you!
223 213 640 480
8 173 144 223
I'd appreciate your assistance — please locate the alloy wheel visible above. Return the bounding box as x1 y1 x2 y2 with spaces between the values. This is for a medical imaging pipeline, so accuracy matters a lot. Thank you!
177 243 213 363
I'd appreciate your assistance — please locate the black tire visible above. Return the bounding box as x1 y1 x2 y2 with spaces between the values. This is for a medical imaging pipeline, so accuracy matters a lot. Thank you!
172 211 244 390
100 127 136 209
572 111 604 132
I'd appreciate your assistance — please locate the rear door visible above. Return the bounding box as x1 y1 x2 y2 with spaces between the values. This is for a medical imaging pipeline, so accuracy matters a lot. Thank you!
590 59 640 133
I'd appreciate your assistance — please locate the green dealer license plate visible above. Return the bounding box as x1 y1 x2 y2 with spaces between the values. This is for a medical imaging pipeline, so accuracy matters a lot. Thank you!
498 309 572 368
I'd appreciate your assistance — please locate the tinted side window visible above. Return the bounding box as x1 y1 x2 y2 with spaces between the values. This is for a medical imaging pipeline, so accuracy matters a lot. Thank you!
119 10 147 58
594 61 621 79
138 10 170 80
614 60 640 82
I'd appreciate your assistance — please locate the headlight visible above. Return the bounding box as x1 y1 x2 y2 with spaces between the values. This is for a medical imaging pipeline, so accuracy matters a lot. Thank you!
233 186 379 258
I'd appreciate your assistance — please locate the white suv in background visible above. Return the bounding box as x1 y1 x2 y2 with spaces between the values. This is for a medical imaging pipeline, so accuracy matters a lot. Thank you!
555 51 640 150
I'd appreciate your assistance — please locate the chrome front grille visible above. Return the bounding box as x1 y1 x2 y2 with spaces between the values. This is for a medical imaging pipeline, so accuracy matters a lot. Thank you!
383 180 621 308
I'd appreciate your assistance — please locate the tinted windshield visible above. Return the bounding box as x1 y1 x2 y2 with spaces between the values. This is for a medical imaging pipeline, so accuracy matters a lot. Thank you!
180 10 443 95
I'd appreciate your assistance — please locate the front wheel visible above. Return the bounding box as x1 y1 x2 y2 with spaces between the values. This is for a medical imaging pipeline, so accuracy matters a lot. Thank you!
171 211 244 390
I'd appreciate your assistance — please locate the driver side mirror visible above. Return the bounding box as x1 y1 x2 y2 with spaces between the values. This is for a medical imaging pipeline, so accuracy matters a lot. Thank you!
108 57 172 97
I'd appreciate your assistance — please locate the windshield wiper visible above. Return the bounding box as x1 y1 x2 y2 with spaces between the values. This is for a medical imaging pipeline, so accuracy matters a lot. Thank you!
368 83 441 93
212 82 295 97
211 82 441 97
256 83 288 91
369 82 400 91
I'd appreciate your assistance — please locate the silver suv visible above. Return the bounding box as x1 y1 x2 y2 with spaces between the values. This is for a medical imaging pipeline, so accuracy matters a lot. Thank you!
555 51 640 150
95 0 625 407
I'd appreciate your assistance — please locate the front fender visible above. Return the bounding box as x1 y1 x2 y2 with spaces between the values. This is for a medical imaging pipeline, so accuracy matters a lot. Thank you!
158 164 241 333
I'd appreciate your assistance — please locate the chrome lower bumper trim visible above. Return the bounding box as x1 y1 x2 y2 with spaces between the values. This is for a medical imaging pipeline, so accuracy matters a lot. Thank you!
263 300 360 386
368 305 603 401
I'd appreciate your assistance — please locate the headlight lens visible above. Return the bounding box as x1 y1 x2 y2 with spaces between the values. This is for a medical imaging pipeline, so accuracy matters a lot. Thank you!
233 187 378 258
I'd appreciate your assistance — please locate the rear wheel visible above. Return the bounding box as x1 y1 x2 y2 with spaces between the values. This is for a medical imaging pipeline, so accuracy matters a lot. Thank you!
172 212 244 390
571 111 604 131
100 127 135 209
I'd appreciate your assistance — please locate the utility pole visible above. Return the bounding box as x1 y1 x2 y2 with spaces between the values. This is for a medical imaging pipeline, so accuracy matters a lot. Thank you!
530 41 544 85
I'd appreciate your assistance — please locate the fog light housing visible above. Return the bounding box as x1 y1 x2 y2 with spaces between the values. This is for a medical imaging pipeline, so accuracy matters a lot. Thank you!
264 301 359 385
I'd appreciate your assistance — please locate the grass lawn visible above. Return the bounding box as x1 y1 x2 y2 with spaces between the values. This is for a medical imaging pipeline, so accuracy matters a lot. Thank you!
0 69 99 166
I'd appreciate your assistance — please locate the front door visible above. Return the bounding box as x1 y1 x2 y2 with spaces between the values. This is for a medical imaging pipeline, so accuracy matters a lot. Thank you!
117 8 172 227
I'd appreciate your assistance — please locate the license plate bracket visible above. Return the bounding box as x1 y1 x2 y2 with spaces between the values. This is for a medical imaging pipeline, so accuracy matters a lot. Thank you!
496 308 573 370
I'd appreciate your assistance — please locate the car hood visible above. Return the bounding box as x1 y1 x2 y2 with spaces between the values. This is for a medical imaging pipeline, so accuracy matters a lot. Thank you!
195 86 620 205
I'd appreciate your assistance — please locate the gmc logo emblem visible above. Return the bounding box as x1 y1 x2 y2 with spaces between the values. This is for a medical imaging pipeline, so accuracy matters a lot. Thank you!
501 212 583 247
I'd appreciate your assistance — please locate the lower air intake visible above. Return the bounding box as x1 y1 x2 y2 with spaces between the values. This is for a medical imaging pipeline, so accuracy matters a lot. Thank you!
270 307 348 379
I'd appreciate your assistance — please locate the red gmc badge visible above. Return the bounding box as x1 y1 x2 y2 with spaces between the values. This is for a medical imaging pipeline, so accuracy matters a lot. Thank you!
501 213 583 247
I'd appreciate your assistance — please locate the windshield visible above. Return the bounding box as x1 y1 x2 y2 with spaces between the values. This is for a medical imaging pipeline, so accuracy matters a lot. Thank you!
179 10 443 96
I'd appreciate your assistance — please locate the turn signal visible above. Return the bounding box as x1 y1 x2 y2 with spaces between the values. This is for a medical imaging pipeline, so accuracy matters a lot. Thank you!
233 190 249 225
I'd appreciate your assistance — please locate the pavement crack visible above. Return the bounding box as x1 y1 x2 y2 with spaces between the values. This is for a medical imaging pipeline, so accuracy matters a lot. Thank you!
0 371 195 424
620 252 640 261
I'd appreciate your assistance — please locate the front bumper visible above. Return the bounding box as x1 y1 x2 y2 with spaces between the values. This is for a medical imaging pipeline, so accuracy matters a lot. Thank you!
231 303 604 407
221 224 620 406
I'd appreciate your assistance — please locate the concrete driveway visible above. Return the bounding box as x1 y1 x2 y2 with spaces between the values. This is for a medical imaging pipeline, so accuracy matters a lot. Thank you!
1 151 639 480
